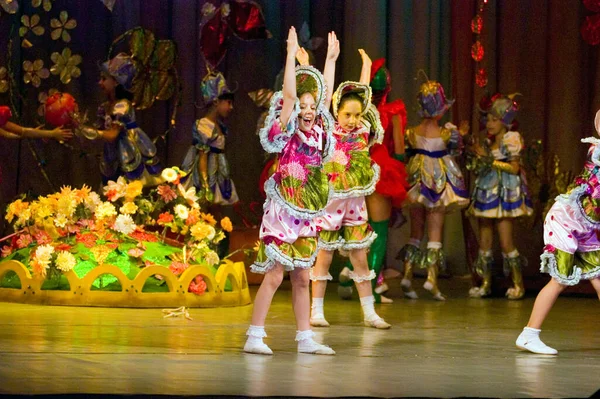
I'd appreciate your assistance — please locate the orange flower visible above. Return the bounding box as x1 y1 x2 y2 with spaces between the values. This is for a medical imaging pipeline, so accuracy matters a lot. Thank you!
200 212 217 226
220 217 233 233
188 275 207 295
105 189 120 202
31 258 48 278
157 184 177 203
125 180 143 201
186 208 200 226
157 212 174 225
16 234 33 249
169 261 188 276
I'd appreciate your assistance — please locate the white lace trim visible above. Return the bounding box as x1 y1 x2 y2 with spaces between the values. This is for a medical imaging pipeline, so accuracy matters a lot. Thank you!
349 269 376 283
246 325 267 338
342 230 377 251
295 329 316 341
330 163 381 199
317 236 345 251
258 91 300 154
539 251 582 286
309 269 333 281
250 241 319 274
554 185 600 229
263 177 326 220
365 104 384 146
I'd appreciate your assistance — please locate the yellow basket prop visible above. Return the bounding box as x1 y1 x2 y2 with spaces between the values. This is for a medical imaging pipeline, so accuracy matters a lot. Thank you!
0 259 251 308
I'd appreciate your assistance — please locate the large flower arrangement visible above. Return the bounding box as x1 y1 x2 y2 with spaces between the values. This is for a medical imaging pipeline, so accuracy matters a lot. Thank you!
1 167 235 295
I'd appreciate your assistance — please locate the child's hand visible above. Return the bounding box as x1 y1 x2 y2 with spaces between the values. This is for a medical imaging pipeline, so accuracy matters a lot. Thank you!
358 49 371 69
471 143 487 157
51 126 74 142
459 120 470 136
326 31 340 61
296 47 310 66
286 27 299 57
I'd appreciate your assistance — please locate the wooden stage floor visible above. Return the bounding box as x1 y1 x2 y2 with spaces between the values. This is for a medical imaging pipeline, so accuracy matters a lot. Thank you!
0 277 598 398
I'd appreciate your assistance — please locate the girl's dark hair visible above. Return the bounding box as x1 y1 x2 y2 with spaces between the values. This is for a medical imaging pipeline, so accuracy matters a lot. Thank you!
217 92 235 102
115 84 134 101
339 92 365 112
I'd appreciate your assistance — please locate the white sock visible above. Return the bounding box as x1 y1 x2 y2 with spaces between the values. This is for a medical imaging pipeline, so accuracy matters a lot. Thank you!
311 297 325 318
427 241 442 250
246 325 267 345
522 326 541 338
360 295 377 321
479 249 492 257
504 249 520 258
408 238 421 248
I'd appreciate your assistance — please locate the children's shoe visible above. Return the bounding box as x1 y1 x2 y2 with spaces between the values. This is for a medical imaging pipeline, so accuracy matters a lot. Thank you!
364 316 391 329
309 316 330 327
296 330 336 355
401 278 418 299
516 328 557 355
243 339 273 355
374 282 389 295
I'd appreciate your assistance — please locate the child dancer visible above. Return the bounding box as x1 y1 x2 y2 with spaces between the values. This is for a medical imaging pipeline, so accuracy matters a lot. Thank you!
180 72 239 205
77 53 162 185
515 110 600 355
468 94 533 299
337 56 409 304
243 27 338 355
398 80 469 300
309 49 391 329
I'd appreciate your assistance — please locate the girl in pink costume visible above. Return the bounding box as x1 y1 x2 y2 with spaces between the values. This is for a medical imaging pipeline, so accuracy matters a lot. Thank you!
309 49 391 329
243 28 338 355
515 110 600 355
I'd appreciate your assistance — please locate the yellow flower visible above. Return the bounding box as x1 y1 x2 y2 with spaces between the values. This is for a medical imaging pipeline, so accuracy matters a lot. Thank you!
53 214 68 228
90 245 112 265
19 14 45 47
190 223 215 241
50 47 82 84
124 180 143 201
120 202 138 215
0 66 8 93
161 168 178 183
23 59 49 88
200 212 216 226
205 250 220 267
6 199 28 223
253 240 261 252
94 202 117 220
50 10 77 43
55 251 76 272
32 0 55 12
220 217 233 233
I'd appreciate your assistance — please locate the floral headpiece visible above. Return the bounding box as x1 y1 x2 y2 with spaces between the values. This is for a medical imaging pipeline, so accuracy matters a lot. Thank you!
201 71 234 104
481 93 520 127
417 76 454 118
295 65 327 111
101 53 136 90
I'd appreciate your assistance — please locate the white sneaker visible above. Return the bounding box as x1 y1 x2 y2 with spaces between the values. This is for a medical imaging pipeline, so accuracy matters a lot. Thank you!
309 316 330 327
243 339 273 355
516 331 557 355
298 338 336 355
364 316 391 329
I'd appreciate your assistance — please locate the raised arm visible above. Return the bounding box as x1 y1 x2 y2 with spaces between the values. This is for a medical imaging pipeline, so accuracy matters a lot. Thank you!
279 27 299 127
296 47 310 66
358 49 372 85
4 121 73 141
323 31 340 110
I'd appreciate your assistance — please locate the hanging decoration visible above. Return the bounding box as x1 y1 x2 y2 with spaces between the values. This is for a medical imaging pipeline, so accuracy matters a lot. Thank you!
582 0 600 45
100 0 117 12
199 0 271 70
470 0 489 88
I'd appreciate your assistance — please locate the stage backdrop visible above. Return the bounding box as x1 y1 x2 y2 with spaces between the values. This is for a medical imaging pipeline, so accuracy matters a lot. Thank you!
1 0 599 287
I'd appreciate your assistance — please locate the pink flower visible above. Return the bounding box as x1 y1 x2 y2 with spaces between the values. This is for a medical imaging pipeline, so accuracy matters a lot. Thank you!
280 161 307 182
127 248 145 258
188 276 207 295
169 261 188 277
34 231 52 245
157 185 177 203
16 234 33 249
1 246 13 258
543 244 556 253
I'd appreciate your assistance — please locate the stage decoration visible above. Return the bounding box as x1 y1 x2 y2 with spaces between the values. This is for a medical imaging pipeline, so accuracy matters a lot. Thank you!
0 0 19 15
37 88 58 116
470 0 489 88
199 0 271 70
50 11 77 43
0 66 9 93
31 0 54 12
19 14 44 47
50 47 82 84
0 168 252 308
44 91 78 126
581 9 600 45
22 59 49 87
100 0 117 12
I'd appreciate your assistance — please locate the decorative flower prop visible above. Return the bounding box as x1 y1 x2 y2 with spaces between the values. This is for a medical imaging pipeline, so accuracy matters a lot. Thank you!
1 0 19 15
19 14 44 47
199 0 271 69
31 0 54 12
50 48 82 84
0 66 8 93
22 59 49 87
37 88 59 116
50 11 77 43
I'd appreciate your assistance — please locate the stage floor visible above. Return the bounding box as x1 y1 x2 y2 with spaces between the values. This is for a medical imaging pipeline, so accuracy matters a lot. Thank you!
0 277 598 398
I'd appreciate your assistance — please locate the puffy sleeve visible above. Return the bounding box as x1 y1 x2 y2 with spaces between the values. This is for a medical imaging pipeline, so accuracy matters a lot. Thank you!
503 131 524 160
110 100 134 128
0 106 11 127
443 122 464 156
258 91 300 153
192 118 215 152
362 104 384 147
